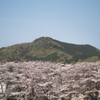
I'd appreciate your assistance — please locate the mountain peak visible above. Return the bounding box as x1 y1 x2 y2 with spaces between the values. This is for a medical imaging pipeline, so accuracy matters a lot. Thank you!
33 36 51 43
0 37 100 63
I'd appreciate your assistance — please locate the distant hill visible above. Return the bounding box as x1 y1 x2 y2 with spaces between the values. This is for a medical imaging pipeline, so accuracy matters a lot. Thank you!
0 37 100 63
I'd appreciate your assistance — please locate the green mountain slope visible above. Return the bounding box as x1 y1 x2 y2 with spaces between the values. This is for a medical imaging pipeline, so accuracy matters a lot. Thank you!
0 37 100 63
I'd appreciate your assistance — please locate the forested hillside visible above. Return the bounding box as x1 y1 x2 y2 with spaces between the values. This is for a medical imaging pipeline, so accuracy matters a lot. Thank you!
0 37 100 63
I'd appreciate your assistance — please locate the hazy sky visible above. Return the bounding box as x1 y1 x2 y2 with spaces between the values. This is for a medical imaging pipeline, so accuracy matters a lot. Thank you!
0 0 100 49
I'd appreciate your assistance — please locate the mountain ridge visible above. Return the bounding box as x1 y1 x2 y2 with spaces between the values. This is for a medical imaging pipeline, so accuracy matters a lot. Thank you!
0 37 100 63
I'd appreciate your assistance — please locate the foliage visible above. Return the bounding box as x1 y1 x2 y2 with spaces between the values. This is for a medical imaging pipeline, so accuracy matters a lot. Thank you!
1 61 100 99
44 52 59 62
16 86 21 92
35 96 48 100
7 97 17 100
0 37 100 63
51 98 58 100
15 76 20 81
85 56 99 62
8 66 13 72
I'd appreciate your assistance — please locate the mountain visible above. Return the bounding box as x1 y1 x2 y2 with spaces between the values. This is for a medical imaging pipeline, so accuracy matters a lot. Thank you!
0 37 100 63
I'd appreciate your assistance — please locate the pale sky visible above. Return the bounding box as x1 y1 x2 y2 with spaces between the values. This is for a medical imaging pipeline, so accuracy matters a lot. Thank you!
0 0 100 49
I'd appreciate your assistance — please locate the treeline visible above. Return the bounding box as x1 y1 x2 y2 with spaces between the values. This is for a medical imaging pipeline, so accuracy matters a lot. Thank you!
0 52 100 63
66 54 100 63
25 52 60 62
